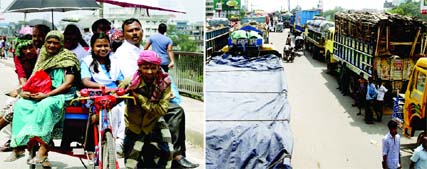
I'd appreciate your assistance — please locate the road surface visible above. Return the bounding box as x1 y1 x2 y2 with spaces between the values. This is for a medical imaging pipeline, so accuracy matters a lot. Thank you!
269 30 418 169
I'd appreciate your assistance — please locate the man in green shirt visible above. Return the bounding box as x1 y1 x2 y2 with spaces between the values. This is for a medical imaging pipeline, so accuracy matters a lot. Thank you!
120 50 173 168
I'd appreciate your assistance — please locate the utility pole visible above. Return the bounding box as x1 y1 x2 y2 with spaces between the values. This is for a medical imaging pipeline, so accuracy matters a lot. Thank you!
99 2 104 18
288 0 290 12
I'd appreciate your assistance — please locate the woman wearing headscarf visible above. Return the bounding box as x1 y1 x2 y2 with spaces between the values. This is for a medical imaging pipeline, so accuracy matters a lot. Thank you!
8 30 80 167
119 50 173 168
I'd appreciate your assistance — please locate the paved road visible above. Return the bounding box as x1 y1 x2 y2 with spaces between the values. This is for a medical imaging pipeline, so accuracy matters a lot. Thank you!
0 59 204 169
269 30 418 169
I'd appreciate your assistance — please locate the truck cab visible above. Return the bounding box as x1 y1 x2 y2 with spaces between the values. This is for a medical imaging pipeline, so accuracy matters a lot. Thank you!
325 27 337 72
403 58 427 138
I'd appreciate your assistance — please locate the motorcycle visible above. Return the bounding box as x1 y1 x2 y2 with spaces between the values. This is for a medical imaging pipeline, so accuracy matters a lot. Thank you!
283 45 295 62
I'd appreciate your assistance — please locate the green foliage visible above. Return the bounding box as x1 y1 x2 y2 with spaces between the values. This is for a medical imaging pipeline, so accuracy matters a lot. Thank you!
387 1 427 20
240 9 246 18
168 25 198 52
323 7 345 21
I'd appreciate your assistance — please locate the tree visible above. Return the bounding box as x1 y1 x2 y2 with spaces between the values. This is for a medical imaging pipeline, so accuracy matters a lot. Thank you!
167 25 198 52
323 7 345 21
388 1 427 20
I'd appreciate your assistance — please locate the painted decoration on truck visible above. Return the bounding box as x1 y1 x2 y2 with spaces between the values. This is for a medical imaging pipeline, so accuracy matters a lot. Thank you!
376 58 391 80
392 59 403 80
376 57 414 81
421 0 427 14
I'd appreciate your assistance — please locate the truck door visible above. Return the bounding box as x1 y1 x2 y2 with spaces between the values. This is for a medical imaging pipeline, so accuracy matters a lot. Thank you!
404 67 427 136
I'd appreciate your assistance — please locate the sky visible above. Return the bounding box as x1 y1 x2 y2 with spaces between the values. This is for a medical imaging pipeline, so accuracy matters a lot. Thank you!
0 0 204 25
244 0 396 12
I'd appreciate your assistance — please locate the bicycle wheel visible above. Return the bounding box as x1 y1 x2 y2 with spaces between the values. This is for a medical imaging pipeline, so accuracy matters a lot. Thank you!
102 131 117 169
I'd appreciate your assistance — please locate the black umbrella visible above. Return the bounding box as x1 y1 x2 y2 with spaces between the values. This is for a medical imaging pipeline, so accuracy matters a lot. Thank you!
4 0 100 29
27 19 56 30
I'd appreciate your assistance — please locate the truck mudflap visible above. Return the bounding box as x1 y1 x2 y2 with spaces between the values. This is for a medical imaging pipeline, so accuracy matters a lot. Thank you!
206 53 293 169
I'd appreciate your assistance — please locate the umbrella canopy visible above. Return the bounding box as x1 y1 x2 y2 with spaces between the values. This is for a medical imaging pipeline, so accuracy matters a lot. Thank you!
27 19 56 29
5 0 100 13
4 0 100 29
97 0 185 14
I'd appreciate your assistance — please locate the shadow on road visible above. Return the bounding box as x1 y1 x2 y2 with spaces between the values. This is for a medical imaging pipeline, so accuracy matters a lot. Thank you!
320 68 392 135
299 45 325 68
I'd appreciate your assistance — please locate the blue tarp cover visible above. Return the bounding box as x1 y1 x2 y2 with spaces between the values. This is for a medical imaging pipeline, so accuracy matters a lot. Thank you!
205 54 293 169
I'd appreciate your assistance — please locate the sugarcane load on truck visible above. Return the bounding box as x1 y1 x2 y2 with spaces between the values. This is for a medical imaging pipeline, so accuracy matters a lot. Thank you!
333 11 427 104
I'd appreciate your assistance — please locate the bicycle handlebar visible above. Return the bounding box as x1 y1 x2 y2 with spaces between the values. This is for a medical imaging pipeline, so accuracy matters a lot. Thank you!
69 87 136 106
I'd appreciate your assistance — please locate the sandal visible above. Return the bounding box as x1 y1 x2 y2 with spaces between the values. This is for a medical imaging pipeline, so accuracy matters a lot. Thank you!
4 150 25 162
27 155 51 168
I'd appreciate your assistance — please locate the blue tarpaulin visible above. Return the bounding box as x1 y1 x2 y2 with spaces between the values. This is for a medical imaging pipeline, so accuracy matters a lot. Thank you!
205 53 293 169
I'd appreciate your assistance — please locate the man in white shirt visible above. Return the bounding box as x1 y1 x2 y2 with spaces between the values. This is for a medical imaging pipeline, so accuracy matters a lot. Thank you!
382 120 401 169
410 136 427 169
375 79 388 122
113 18 143 78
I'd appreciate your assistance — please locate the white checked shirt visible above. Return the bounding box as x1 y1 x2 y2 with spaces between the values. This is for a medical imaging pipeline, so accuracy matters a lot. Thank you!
382 132 401 169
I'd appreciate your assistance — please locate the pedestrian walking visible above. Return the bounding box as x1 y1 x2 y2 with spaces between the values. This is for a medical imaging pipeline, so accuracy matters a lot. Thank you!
410 136 427 169
375 79 388 122
144 23 174 72
382 120 401 169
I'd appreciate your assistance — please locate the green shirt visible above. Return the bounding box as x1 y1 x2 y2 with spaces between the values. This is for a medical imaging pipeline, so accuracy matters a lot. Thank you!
120 77 171 135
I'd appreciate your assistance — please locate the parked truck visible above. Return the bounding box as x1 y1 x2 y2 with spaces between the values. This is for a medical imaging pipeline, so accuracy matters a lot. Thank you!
292 9 321 35
280 12 292 28
206 23 230 58
241 16 270 43
401 58 427 144
304 19 335 65
333 11 427 102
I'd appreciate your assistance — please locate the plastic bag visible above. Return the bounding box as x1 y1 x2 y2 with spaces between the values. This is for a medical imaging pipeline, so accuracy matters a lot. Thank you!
22 70 52 94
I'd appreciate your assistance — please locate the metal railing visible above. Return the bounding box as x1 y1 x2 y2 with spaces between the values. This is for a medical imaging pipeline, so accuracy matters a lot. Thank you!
169 51 204 99
206 27 230 59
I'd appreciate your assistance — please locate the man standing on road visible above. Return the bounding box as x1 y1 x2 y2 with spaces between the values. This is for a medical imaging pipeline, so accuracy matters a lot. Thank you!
382 120 401 169
375 79 388 122
144 23 174 72
353 72 367 116
410 136 427 169
365 77 377 124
